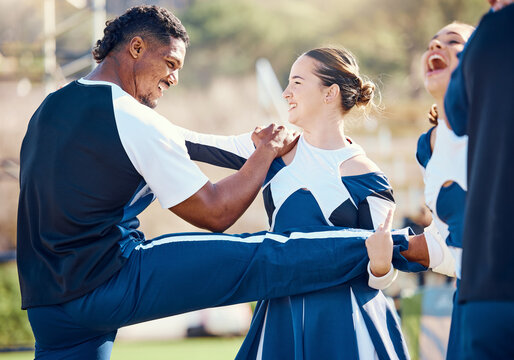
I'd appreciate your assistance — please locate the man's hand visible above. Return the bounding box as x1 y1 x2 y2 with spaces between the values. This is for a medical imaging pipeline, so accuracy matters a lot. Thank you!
170 124 298 232
252 124 300 158
365 209 394 277
488 0 513 11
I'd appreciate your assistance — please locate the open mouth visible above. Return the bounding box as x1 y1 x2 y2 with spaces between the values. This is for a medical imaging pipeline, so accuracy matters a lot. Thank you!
427 53 448 74
288 103 297 111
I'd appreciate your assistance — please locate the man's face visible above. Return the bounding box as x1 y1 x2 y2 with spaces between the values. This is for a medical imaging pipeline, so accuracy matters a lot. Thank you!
133 36 186 108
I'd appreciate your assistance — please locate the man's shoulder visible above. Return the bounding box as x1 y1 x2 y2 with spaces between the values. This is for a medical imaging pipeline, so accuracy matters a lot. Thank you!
113 96 174 140
35 80 113 119
109 87 165 124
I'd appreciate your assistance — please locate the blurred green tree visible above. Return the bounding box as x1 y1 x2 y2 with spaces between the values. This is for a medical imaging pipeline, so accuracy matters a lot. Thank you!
178 0 488 94
0 263 34 347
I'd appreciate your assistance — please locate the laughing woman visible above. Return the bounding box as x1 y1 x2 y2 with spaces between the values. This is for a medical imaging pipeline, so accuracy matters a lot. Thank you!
235 48 409 360
416 22 475 359
179 47 441 359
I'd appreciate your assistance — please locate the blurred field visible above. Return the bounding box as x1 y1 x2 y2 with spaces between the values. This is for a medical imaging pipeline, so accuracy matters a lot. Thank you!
112 338 246 360
0 337 245 360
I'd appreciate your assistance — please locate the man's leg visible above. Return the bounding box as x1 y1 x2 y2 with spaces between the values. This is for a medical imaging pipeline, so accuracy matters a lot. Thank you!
73 228 376 328
27 304 116 360
29 227 413 358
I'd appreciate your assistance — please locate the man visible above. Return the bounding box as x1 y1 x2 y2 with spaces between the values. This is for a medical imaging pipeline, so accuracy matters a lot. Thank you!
17 5 431 359
444 1 514 358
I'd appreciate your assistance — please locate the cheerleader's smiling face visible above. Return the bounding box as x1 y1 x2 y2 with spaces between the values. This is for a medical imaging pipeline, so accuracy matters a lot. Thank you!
421 23 474 100
282 55 326 128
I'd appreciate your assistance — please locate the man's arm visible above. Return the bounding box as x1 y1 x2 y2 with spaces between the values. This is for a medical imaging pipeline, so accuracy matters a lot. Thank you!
400 234 430 268
170 124 298 232
398 224 456 277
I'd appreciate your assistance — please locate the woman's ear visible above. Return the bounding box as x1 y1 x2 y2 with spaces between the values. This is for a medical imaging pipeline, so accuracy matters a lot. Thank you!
325 83 340 104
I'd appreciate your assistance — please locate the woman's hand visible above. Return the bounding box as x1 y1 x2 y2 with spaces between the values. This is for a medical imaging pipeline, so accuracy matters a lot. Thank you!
366 209 394 277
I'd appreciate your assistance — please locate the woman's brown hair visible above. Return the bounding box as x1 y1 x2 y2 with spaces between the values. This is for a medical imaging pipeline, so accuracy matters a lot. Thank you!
304 47 375 112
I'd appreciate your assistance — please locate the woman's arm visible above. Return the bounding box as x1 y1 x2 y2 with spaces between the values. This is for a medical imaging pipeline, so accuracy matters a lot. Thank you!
340 156 399 289
176 124 299 171
177 126 255 170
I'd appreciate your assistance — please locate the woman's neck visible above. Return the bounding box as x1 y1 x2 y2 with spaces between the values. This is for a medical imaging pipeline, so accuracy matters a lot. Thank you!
302 117 348 149
435 98 451 129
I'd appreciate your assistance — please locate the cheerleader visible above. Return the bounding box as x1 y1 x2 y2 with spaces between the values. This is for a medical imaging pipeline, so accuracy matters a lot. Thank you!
416 22 474 359
181 47 445 360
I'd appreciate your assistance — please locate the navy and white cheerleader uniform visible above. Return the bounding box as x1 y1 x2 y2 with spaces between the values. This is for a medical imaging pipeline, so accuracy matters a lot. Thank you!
183 132 427 359
416 118 467 359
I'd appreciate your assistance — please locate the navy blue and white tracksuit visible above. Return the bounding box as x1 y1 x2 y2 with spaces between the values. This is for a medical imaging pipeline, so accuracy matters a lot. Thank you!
416 119 467 359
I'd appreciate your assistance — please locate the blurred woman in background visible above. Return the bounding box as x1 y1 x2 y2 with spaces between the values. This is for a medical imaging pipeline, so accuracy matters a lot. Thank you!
416 21 475 359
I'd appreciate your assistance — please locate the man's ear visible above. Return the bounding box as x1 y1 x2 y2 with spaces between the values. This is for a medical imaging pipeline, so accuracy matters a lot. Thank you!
128 36 145 59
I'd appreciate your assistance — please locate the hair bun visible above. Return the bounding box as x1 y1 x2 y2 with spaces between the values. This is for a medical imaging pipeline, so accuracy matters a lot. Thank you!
356 80 375 107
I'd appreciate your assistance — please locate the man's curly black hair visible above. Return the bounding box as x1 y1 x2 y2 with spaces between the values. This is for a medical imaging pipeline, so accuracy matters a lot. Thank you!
92 5 189 63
